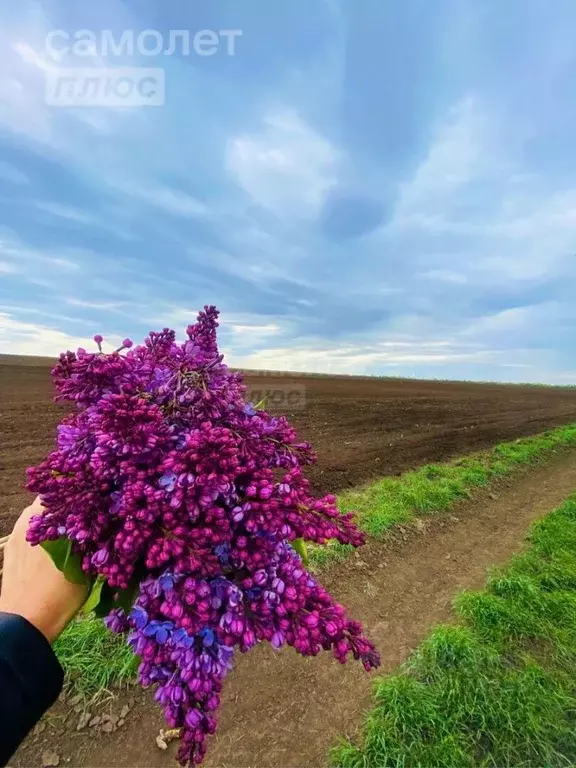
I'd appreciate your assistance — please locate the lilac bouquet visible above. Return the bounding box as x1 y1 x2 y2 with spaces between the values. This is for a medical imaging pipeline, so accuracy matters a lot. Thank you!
26 306 379 765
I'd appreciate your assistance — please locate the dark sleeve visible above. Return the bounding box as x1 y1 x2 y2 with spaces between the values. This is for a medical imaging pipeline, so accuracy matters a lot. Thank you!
0 612 63 766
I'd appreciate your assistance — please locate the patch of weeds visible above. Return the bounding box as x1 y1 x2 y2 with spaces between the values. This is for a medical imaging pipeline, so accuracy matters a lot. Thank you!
55 615 136 701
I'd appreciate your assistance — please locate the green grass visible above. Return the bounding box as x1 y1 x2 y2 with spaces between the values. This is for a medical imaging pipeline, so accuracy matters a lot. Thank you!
54 615 135 701
58 424 576 699
332 495 576 768
310 423 576 568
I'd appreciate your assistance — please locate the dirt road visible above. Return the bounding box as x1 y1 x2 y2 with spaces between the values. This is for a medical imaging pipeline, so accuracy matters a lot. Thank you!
15 449 576 768
2 357 576 533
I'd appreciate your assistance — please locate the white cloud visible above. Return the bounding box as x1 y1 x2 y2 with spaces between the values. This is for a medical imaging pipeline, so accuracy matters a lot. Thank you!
420 269 468 284
0 261 15 274
149 306 285 332
473 190 576 281
48 257 80 271
128 187 208 218
0 162 29 185
390 96 576 288
35 201 96 225
146 306 202 328
461 307 532 336
1 305 98 326
377 340 454 349
223 339 501 376
12 41 58 73
34 200 136 241
0 233 83 272
230 323 281 335
65 298 127 311
0 24 121 159
392 96 495 229
461 301 575 342
186 234 311 286
226 109 338 217
0 312 122 356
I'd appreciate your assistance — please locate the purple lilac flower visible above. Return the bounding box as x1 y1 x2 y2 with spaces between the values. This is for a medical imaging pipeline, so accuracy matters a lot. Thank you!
26 305 379 766
57 424 82 451
144 620 174 644
159 471 177 493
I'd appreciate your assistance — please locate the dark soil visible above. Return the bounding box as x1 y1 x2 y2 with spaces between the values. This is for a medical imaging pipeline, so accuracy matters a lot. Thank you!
2 357 576 533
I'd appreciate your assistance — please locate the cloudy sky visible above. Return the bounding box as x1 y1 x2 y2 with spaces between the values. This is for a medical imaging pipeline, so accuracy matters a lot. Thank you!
0 0 575 383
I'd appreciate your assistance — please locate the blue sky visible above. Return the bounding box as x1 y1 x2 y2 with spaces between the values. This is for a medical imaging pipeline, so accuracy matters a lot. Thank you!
1 0 575 383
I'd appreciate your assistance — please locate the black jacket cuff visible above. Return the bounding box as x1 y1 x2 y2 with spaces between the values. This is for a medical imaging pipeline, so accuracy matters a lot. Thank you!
0 612 64 764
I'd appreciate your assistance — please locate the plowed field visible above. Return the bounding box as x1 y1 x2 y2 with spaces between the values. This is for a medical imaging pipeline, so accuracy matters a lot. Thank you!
2 355 576 533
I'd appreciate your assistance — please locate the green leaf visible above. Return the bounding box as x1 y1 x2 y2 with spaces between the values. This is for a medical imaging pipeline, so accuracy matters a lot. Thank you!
82 576 106 614
121 653 141 677
115 581 139 613
41 537 88 586
93 582 118 618
254 396 268 410
63 550 87 585
41 538 70 572
92 578 139 619
292 538 309 565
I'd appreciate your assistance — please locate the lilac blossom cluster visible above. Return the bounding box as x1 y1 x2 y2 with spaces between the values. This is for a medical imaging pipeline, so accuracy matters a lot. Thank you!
26 306 379 765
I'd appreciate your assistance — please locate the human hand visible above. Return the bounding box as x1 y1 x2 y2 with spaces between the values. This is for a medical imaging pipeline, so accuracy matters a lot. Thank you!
0 497 88 643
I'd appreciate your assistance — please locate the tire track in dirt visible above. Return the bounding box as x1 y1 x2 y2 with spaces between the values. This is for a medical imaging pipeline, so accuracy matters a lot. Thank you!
16 449 576 768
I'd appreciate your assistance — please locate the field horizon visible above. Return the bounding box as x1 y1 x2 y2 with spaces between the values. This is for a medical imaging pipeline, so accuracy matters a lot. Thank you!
0 352 574 390
3 355 576 538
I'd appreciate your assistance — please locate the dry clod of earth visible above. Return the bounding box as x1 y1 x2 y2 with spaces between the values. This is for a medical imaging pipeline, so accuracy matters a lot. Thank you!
41 751 60 767
155 736 168 751
156 729 180 751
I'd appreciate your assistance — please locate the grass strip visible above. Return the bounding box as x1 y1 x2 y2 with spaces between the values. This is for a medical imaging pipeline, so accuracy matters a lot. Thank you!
56 423 576 698
54 615 135 700
332 494 576 767
310 423 576 567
